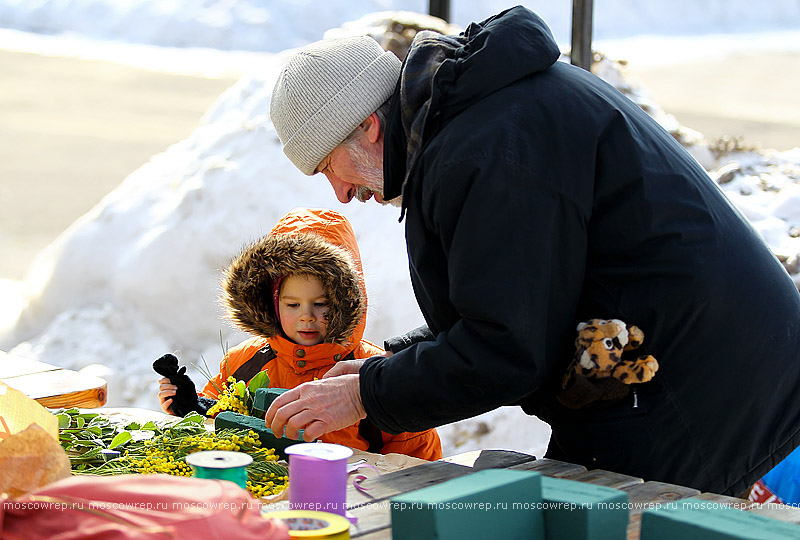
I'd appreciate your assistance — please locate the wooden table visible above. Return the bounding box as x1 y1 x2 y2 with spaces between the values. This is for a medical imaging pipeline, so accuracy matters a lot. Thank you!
317 449 800 539
0 350 107 408
36 405 800 537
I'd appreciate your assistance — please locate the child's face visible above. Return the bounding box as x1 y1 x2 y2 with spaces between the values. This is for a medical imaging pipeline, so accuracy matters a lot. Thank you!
278 274 329 346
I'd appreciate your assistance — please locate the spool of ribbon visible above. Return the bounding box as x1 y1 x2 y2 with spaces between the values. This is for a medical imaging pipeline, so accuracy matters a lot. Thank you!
264 510 350 539
285 443 353 517
185 450 252 489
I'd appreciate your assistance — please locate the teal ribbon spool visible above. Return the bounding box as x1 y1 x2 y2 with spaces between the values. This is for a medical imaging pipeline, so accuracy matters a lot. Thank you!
185 450 253 489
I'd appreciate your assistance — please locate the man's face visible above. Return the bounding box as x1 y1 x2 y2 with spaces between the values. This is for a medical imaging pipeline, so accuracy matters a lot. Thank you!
315 132 400 207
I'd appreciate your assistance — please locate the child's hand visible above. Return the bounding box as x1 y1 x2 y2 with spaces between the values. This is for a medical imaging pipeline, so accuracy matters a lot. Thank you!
158 377 178 415
323 359 365 378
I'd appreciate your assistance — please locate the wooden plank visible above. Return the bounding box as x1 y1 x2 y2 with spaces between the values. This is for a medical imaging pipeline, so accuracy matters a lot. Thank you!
694 492 754 510
746 500 800 524
570 0 594 71
0 351 60 378
346 460 476 538
563 468 643 490
2 369 107 408
442 449 536 470
626 513 644 540
623 481 700 540
347 454 534 538
347 460 472 507
349 502 392 538
623 481 700 515
440 449 483 467
509 457 587 477
352 528 391 540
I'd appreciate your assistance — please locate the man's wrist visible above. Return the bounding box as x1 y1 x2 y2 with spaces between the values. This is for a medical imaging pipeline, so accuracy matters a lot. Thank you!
350 374 367 420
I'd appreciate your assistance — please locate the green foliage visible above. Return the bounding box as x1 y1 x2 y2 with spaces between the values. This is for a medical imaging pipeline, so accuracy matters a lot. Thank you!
55 408 288 498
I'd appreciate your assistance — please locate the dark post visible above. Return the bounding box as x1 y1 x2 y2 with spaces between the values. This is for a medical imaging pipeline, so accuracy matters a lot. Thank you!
429 0 451 22
571 0 594 71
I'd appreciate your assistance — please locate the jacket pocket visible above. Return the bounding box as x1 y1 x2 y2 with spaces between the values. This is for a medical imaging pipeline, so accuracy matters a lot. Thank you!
544 385 660 474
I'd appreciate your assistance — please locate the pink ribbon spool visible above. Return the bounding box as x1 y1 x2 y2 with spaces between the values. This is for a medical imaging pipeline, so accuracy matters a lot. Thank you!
285 443 353 517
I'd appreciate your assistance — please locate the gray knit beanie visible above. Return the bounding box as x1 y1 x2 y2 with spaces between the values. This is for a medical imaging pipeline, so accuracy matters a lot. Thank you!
269 36 402 175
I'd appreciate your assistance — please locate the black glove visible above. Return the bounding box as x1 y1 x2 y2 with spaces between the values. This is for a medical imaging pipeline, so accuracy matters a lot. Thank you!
152 353 215 416
556 373 630 410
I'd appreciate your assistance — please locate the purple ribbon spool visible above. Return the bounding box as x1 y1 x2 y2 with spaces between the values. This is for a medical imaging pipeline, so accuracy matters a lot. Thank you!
285 443 353 517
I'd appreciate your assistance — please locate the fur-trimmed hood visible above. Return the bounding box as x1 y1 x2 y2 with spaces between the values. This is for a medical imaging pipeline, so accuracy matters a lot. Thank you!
221 208 366 346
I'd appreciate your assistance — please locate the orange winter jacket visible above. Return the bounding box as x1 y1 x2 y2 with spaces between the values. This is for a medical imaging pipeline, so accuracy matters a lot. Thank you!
202 336 441 460
204 207 442 461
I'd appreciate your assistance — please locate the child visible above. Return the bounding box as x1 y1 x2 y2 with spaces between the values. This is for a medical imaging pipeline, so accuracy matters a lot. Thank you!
158 207 442 460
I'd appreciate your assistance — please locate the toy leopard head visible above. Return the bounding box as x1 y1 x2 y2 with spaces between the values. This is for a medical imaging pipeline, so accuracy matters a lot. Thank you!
563 318 658 389
575 319 641 373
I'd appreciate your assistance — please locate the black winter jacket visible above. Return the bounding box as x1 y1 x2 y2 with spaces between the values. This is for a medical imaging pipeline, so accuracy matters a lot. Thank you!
359 6 800 496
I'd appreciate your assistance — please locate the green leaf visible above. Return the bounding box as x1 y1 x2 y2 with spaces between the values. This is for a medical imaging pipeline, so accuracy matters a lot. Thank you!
56 413 71 429
248 371 270 393
109 432 132 449
140 421 157 431
76 417 85 428
233 380 247 398
125 422 141 430
84 426 103 436
89 418 112 429
182 413 204 424
59 428 89 434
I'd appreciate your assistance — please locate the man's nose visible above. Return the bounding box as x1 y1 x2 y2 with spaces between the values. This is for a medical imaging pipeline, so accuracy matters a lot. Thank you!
326 175 354 203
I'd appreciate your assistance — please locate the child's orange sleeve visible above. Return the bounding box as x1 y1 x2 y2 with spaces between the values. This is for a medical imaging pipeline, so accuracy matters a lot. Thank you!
200 337 266 398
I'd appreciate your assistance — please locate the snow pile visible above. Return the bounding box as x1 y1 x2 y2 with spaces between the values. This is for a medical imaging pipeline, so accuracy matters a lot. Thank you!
1 64 420 409
715 148 800 286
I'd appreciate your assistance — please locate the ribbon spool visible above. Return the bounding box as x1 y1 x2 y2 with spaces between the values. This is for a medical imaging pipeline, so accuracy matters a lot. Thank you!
265 510 350 540
185 450 252 489
285 443 353 517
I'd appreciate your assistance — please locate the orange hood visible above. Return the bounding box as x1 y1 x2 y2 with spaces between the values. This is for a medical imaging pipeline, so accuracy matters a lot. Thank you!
221 208 367 349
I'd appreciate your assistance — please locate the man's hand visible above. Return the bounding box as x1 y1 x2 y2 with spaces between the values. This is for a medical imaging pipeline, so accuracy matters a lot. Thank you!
322 359 365 378
265 374 366 441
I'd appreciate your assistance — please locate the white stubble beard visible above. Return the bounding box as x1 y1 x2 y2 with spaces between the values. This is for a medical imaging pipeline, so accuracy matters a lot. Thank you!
345 139 402 207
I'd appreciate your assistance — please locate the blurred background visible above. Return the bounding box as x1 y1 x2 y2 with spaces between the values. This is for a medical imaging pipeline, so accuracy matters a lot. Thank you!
2 0 799 280
1 0 799 456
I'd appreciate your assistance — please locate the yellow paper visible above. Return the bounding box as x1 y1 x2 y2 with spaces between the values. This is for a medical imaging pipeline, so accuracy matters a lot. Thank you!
0 381 58 440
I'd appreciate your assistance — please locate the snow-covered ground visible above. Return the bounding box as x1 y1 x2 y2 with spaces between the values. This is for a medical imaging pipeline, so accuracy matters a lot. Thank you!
2 0 800 458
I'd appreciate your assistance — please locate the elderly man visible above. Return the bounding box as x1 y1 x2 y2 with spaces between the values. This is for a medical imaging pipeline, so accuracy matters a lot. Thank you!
265 6 800 496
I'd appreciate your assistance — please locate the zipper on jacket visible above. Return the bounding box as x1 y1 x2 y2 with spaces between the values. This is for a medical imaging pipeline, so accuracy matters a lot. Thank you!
632 388 639 409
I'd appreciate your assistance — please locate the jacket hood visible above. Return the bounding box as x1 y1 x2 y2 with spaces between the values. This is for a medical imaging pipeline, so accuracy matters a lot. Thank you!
383 6 561 201
221 208 366 346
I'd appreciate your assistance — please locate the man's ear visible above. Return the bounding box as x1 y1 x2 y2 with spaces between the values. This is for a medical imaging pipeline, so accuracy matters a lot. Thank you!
362 112 382 144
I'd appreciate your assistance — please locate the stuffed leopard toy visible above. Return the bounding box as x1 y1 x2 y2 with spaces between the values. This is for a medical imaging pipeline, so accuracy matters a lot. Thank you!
557 318 659 409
